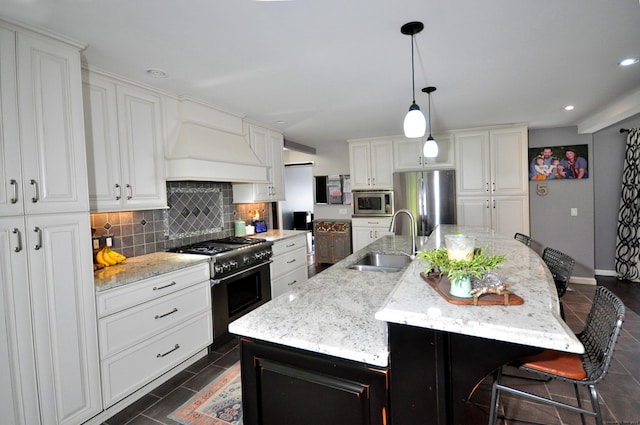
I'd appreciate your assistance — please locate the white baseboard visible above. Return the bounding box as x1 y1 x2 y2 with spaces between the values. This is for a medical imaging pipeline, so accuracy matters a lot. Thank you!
595 269 617 277
570 276 597 285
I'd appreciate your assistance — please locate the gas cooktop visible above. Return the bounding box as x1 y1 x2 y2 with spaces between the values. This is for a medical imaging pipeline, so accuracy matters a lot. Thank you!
169 237 268 256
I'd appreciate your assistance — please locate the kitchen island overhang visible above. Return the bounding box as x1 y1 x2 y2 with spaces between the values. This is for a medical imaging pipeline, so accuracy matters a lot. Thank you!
228 226 584 424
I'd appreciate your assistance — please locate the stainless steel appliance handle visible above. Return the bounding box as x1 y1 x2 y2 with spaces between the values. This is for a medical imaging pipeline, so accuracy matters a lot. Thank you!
211 260 272 285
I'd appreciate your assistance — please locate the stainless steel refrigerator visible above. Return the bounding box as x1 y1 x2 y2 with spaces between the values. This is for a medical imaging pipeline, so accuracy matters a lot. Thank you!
392 170 457 237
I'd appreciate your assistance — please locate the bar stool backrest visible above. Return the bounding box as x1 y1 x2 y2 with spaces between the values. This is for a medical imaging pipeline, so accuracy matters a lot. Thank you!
542 247 575 297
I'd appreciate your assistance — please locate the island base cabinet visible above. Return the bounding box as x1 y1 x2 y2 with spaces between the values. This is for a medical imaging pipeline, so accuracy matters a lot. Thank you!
240 338 389 425
388 323 539 425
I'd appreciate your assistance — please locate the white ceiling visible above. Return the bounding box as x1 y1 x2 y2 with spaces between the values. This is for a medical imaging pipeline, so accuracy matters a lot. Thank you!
3 0 640 150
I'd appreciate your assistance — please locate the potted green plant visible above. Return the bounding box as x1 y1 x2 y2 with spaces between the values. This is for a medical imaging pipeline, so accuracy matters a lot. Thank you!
417 244 506 298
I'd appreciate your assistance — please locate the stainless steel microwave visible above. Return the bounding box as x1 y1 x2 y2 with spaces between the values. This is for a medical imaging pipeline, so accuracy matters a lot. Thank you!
352 190 394 217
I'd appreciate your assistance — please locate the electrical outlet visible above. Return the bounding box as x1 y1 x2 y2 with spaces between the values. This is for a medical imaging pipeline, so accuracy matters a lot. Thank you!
571 208 578 217
92 238 100 250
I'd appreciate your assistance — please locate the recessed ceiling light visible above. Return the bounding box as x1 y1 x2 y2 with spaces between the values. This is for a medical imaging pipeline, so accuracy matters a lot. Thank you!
618 57 639 67
564 105 575 111
146 68 168 78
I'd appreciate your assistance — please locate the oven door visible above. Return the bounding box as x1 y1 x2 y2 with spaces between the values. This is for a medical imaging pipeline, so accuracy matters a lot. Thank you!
210 261 272 347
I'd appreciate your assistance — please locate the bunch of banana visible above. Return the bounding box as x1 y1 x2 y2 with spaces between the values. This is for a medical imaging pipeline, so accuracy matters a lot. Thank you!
95 246 127 267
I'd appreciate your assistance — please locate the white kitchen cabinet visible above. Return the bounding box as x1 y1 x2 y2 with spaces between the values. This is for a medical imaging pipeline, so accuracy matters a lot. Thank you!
454 126 529 236
96 263 212 407
270 234 308 298
348 139 394 190
0 20 102 425
83 70 167 212
393 133 454 171
232 124 285 202
351 217 393 252
1 214 102 425
1 26 89 217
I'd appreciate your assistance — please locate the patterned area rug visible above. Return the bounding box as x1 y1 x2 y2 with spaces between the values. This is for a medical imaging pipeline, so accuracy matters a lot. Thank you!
169 363 243 425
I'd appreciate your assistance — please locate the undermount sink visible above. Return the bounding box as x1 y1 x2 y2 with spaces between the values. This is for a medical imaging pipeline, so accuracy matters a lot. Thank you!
349 252 412 273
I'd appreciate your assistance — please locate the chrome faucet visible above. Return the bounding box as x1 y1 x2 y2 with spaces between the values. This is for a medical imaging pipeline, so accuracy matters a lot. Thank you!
389 209 416 258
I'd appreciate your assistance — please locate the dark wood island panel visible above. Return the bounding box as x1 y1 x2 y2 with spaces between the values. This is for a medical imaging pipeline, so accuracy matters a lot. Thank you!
239 337 389 425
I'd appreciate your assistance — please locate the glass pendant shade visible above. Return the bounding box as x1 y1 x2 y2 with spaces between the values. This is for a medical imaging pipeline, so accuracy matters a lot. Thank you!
423 136 438 158
404 103 427 138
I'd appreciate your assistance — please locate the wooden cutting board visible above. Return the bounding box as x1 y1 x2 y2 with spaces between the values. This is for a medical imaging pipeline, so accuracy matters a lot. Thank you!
420 272 524 306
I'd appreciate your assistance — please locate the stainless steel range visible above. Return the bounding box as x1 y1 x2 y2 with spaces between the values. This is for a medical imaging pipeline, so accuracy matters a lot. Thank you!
170 236 273 348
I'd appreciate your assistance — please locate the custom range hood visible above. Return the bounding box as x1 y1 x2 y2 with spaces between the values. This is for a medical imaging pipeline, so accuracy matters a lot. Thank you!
165 98 268 183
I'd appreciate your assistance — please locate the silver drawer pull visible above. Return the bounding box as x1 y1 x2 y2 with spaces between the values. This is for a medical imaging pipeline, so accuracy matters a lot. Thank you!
126 183 133 200
157 344 180 358
115 183 121 200
153 281 177 291
155 308 178 319
285 243 296 248
12 228 22 252
10 179 18 204
30 179 39 203
33 227 42 250
287 280 297 286
286 259 296 264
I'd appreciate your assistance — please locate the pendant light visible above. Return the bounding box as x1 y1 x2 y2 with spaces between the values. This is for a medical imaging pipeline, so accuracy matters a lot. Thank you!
422 86 438 158
401 22 426 138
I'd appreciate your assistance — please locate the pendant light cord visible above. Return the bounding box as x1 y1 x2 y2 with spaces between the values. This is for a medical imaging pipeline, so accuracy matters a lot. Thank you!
411 34 416 104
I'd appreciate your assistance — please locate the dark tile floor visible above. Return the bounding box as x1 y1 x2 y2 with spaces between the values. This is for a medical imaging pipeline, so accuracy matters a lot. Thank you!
103 270 640 425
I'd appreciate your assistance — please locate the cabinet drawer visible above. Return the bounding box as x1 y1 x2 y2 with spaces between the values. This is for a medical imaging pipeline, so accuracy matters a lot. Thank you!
271 266 308 299
271 247 306 279
98 281 211 359
271 235 307 257
96 263 210 317
101 312 212 407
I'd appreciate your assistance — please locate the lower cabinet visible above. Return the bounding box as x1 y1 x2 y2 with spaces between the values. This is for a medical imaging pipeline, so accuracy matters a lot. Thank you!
351 218 393 252
313 220 352 265
270 234 308 298
95 263 212 407
240 338 389 425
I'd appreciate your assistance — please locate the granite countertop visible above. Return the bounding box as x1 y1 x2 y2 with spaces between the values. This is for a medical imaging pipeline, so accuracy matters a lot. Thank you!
229 235 414 367
250 229 309 242
94 252 211 293
376 225 584 354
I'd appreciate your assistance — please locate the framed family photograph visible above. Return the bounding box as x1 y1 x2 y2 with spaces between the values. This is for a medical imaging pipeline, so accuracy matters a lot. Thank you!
528 144 589 181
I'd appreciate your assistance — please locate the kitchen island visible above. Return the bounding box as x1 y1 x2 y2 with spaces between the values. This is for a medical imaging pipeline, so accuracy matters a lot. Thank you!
229 225 582 424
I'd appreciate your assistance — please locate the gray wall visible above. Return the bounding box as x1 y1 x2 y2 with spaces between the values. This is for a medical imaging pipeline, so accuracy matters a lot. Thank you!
528 127 594 280
593 113 640 274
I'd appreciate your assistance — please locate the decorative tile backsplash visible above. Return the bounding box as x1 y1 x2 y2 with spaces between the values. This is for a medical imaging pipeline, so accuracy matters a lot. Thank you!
91 181 270 258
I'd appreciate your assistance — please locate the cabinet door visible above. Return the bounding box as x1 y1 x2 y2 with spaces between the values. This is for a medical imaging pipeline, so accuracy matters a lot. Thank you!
456 197 491 229
83 73 123 211
269 131 286 200
0 218 40 425
490 127 528 196
26 213 102 425
369 140 393 189
352 226 374 252
491 196 529 237
16 31 89 214
0 28 23 217
314 232 332 264
393 138 422 171
331 232 352 262
117 84 167 210
455 131 490 196
349 142 371 189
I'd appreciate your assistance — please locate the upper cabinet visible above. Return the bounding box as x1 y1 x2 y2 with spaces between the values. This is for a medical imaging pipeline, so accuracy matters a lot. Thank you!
454 126 529 236
83 70 167 212
232 124 285 202
393 133 454 171
348 139 394 190
1 26 89 217
455 127 528 197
